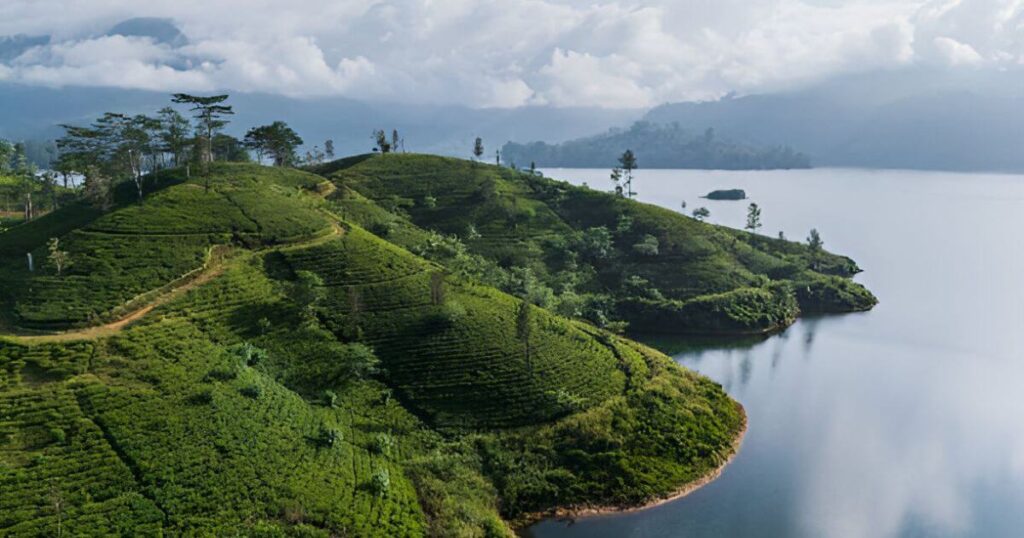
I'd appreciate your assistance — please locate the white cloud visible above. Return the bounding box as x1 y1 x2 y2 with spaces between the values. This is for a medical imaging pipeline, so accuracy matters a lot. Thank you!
0 0 1022 107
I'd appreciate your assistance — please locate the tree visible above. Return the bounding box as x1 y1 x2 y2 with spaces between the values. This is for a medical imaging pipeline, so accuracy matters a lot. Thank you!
391 129 400 153
342 343 380 381
324 139 335 160
632 234 660 256
82 166 113 210
245 122 303 166
372 130 391 153
47 237 70 276
692 207 710 221
807 228 824 269
745 203 762 233
473 137 484 161
93 113 155 202
211 134 250 162
618 149 637 198
610 167 623 196
170 93 233 181
158 107 192 167
0 139 14 173
495 149 501 166
680 200 687 211
291 270 325 322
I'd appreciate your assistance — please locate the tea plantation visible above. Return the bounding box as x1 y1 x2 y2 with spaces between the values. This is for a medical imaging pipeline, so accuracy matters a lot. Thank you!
326 154 876 335
0 161 746 536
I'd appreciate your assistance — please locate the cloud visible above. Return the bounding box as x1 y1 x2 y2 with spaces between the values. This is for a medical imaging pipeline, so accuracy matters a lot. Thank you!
0 0 1021 107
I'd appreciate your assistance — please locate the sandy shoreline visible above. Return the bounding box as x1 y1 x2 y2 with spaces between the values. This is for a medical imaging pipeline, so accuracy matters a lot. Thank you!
518 404 748 526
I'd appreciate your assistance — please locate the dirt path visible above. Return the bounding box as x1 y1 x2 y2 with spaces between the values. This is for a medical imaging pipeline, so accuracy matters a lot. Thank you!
3 186 344 345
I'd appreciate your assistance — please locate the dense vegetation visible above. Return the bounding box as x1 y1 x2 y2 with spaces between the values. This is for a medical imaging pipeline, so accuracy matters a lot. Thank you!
321 153 876 336
0 161 747 536
500 121 811 170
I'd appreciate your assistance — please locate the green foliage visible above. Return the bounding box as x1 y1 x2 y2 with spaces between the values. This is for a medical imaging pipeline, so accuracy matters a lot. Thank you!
0 158 769 536
324 153 874 335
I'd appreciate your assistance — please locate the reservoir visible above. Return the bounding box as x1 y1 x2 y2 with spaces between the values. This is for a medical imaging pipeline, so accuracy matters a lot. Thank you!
527 168 1024 538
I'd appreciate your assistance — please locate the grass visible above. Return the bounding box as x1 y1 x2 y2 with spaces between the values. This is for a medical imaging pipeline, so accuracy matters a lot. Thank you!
325 153 876 334
0 159 752 535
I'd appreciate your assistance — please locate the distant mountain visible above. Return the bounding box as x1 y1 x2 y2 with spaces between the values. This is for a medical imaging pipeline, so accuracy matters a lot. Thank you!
501 121 810 170
645 69 1024 172
105 17 188 47
0 34 49 62
0 83 641 163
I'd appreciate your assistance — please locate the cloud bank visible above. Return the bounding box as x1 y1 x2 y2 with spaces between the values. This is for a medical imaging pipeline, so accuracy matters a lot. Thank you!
0 0 1022 108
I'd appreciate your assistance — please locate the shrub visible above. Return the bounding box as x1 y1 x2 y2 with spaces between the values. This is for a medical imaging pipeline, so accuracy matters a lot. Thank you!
317 426 340 448
240 385 262 399
372 433 395 455
632 234 660 256
229 342 268 366
370 468 391 497
49 427 66 444
322 390 338 408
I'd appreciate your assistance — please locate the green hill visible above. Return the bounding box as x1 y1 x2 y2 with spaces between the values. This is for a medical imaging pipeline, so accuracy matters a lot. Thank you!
0 162 744 536
320 153 876 335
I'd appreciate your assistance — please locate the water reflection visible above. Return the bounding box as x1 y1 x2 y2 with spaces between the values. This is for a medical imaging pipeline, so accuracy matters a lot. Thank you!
527 167 1024 538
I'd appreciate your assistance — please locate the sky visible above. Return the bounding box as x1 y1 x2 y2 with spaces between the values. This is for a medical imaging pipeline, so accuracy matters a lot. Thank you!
0 0 1021 108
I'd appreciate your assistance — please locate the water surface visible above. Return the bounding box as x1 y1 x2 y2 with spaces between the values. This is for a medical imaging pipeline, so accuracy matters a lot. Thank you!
526 168 1024 538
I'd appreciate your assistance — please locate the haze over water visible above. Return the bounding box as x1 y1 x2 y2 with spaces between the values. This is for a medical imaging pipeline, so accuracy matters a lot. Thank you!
527 168 1024 538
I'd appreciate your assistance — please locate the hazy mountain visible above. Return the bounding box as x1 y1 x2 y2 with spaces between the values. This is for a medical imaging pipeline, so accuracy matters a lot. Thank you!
0 34 49 62
105 17 188 47
501 121 810 170
0 83 641 162
646 69 1024 172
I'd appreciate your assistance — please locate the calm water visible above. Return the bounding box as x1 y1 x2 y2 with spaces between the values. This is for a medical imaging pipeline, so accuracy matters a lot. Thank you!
526 168 1024 538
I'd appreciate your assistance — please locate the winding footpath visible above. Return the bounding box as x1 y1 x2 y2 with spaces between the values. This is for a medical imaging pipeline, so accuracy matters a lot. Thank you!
1 183 344 345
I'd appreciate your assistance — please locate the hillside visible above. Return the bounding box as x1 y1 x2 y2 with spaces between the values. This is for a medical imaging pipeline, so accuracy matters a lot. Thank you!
319 154 876 336
0 162 744 536
500 121 810 170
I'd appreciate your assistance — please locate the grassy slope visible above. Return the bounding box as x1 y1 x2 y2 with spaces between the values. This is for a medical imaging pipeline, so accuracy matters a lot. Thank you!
324 154 876 334
0 165 331 329
0 162 743 536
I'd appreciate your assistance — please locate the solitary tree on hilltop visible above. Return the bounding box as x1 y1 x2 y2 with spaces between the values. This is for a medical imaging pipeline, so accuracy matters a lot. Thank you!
692 207 710 222
807 228 824 269
171 93 233 184
746 203 762 234
245 122 303 166
324 139 335 160
372 130 391 153
618 149 637 198
473 137 484 162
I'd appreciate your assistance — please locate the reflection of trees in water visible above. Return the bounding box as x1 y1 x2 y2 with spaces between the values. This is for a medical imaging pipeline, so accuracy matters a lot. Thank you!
740 351 753 386
771 341 784 373
802 317 822 358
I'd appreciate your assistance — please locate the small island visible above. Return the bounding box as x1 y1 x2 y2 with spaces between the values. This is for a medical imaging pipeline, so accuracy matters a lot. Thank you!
704 189 747 200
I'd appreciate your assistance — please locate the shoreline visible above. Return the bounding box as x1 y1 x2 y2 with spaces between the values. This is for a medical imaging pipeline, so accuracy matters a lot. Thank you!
518 404 748 527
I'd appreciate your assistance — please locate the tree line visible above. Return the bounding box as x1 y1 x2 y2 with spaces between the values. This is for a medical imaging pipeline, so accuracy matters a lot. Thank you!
0 93 334 224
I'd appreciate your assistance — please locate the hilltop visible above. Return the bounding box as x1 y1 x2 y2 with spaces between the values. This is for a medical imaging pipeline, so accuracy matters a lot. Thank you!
318 153 876 336
0 162 744 536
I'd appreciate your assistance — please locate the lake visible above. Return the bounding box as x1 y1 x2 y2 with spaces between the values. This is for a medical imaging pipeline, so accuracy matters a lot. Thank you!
525 168 1024 538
